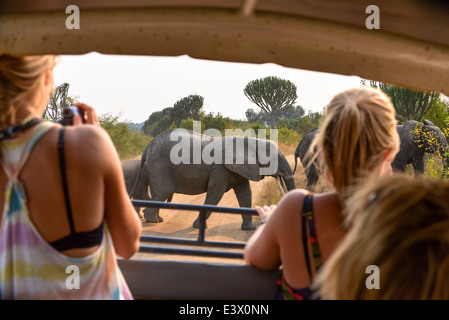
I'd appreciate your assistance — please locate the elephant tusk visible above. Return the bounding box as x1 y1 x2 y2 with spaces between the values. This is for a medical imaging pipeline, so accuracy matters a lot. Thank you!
281 177 289 193
277 177 286 196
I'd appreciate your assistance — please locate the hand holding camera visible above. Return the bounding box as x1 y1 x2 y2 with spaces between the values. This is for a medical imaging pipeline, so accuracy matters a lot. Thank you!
59 103 99 126
60 106 85 126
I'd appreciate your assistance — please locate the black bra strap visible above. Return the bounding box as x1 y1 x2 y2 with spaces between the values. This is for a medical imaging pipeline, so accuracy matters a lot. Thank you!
301 194 314 282
57 127 76 234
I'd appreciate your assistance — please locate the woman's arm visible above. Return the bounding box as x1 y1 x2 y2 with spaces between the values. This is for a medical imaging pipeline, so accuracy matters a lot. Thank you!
244 189 308 270
72 103 141 259
99 128 142 258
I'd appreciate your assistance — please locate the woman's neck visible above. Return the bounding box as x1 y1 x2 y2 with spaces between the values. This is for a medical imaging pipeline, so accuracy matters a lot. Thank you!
15 101 44 124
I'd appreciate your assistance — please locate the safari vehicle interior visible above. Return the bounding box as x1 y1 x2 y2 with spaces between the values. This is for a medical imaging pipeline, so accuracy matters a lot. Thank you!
1 0 448 299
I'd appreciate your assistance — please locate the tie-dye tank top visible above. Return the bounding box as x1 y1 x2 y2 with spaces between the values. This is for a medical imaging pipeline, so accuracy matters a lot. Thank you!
0 120 133 299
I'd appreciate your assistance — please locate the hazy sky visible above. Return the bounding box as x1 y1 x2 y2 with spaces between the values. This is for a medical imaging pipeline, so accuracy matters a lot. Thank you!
52 52 364 124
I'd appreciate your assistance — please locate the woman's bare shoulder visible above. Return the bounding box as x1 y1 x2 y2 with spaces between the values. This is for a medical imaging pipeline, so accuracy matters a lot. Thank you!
62 125 112 150
64 124 108 141
278 188 310 207
61 125 118 170
270 188 310 223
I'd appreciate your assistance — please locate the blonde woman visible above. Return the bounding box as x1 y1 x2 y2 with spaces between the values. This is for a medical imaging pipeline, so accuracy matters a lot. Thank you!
316 174 449 300
0 54 141 299
244 87 400 300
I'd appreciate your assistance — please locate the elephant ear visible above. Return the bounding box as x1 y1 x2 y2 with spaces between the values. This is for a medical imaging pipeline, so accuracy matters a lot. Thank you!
222 136 262 181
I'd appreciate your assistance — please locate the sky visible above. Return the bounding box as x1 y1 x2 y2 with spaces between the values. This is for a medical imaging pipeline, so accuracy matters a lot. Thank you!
52 52 364 124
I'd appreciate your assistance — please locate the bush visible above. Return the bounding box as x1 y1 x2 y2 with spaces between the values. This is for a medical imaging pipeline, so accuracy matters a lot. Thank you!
277 126 301 146
99 113 153 160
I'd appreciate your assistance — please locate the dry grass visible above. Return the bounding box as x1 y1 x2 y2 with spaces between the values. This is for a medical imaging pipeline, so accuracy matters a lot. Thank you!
277 141 297 155
254 158 333 207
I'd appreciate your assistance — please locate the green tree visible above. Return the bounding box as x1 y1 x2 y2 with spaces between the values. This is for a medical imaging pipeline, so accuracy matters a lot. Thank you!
244 76 298 128
423 95 449 129
370 81 440 123
202 112 233 134
278 105 305 120
141 107 173 136
245 108 261 123
245 105 305 126
44 83 78 121
99 113 152 160
294 111 322 138
171 95 204 125
142 95 204 137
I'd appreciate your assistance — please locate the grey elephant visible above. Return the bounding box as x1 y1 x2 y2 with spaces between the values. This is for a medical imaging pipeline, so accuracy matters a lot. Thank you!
292 127 320 188
121 159 151 218
392 120 448 174
131 128 297 230
294 120 448 187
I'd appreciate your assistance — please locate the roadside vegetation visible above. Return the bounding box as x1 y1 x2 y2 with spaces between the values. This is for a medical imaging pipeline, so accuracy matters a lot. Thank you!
46 78 449 197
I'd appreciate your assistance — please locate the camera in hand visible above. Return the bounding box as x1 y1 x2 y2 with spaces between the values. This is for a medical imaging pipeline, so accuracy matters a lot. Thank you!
59 106 85 126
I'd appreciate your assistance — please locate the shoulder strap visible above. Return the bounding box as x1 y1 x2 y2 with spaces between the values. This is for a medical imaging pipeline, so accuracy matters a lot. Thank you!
57 127 76 234
0 118 42 142
301 194 314 282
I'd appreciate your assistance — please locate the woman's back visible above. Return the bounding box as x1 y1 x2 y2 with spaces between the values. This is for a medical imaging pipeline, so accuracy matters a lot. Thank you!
244 87 400 300
0 123 120 256
0 54 141 299
0 120 138 299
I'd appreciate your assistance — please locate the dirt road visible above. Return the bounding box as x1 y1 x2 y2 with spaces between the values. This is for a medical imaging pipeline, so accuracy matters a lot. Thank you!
133 155 301 263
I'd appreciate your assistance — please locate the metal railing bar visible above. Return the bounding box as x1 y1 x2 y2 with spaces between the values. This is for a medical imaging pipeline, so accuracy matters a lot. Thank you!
131 200 258 215
132 200 257 259
139 245 244 259
139 236 246 248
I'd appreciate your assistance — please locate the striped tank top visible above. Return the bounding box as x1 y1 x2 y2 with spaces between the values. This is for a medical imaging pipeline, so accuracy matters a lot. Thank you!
0 120 133 299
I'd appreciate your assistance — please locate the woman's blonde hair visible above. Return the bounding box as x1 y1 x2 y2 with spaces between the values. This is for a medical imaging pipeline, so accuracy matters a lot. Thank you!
315 174 449 300
310 87 398 197
0 54 57 128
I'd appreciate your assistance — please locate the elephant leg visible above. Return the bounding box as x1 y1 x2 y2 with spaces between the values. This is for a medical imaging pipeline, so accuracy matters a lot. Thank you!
233 181 256 230
192 179 228 229
160 195 174 222
142 191 172 223
306 171 318 189
133 187 151 219
306 162 319 189
413 158 425 176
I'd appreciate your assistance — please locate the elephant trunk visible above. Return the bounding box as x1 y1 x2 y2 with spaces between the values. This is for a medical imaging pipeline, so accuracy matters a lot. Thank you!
283 175 296 191
272 148 297 194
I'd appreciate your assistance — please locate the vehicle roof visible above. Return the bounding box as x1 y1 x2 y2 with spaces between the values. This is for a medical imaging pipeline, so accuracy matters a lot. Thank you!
1 0 448 95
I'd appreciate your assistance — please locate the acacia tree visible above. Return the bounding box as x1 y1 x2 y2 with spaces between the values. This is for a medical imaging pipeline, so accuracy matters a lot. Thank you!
244 76 298 128
369 80 440 123
44 83 78 121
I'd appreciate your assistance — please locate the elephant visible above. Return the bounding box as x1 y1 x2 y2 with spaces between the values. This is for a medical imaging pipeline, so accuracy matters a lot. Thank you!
293 120 449 187
292 127 320 188
121 159 151 218
392 120 448 174
130 128 297 230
